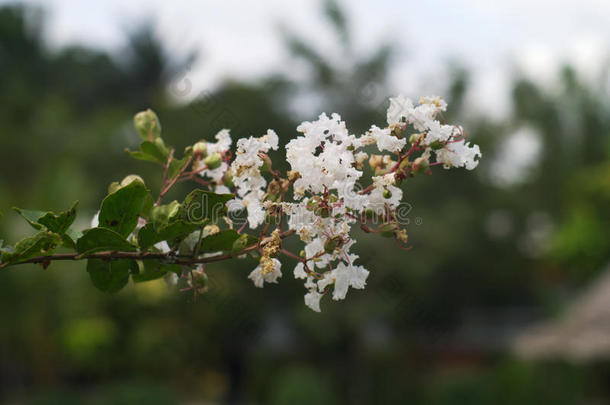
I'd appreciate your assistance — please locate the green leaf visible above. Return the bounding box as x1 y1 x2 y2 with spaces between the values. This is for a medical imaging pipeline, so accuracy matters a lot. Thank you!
12 208 45 230
167 155 191 179
87 259 135 293
13 201 78 234
3 231 62 264
126 139 169 165
195 230 258 254
98 180 153 237
76 228 136 255
232 233 259 253
149 201 181 230
38 201 78 234
13 202 80 251
62 228 83 249
132 259 181 283
199 230 241 252
179 189 234 224
138 221 202 250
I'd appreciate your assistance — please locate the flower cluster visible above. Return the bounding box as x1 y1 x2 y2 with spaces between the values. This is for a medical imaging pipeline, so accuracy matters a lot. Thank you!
2 95 479 312
189 95 480 312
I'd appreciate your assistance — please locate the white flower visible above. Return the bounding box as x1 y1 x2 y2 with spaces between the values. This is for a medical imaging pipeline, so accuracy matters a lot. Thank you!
436 140 482 170
196 129 232 182
208 129 232 154
219 94 480 312
419 95 447 111
304 290 323 312
425 121 457 144
317 272 335 292
248 258 282 288
364 173 403 210
370 125 406 153
409 103 438 131
286 113 362 196
331 262 369 301
231 129 280 228
293 262 308 279
387 95 414 125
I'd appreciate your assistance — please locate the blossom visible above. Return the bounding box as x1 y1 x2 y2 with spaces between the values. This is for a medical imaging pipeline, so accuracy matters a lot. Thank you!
387 94 414 126
201 94 478 311
304 290 323 312
231 129 279 228
436 140 482 170
248 257 282 288
425 121 457 144
370 125 406 153
194 129 232 183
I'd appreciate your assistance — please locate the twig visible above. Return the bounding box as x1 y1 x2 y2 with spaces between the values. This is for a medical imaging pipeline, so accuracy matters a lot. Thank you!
0 230 296 270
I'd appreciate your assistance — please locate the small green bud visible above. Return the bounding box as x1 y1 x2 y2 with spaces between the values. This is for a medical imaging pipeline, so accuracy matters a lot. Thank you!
222 170 234 188
306 196 321 211
259 153 273 172
134 109 161 141
409 133 421 144
324 236 343 254
190 269 208 293
317 206 331 218
232 234 250 252
382 189 392 199
413 157 429 174
193 141 208 156
378 222 399 237
430 140 444 150
299 250 306 258
204 152 222 170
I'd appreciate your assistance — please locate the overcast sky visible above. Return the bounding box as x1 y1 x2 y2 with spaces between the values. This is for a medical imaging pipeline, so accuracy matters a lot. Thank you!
6 0 610 118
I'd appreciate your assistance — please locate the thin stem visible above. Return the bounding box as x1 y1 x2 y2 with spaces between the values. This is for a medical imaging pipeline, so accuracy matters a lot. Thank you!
0 230 296 270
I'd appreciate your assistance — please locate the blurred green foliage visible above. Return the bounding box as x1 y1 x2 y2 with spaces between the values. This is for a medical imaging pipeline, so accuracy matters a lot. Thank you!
2 1 610 403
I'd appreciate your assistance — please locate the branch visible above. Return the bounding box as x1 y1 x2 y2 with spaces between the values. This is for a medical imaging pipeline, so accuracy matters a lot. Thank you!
0 230 296 270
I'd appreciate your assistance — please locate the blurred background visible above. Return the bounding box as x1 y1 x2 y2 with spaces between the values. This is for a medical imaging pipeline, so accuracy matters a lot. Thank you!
2 0 610 403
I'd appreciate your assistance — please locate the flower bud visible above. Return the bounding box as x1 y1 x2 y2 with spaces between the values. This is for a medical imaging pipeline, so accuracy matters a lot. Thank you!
413 156 429 174
317 206 331 218
378 222 399 237
189 269 208 294
222 169 234 188
193 141 208 157
429 140 444 150
324 236 343 254
204 152 222 170
134 109 161 141
259 152 273 172
382 189 392 199
409 133 422 145
287 170 301 183
368 154 384 170
267 180 281 196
